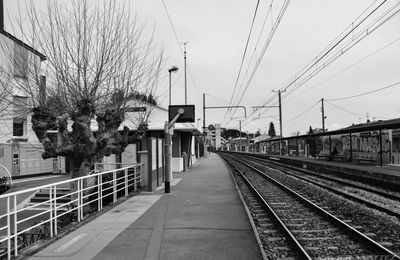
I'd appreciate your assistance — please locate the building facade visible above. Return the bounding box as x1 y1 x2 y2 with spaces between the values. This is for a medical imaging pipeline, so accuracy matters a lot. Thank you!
0 9 65 177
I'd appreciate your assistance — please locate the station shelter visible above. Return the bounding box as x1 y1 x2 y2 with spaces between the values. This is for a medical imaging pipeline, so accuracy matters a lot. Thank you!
104 104 202 191
253 118 400 166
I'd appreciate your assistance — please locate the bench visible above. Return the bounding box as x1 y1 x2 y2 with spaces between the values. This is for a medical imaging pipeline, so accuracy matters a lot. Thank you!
355 157 376 164
316 153 329 160
332 155 347 161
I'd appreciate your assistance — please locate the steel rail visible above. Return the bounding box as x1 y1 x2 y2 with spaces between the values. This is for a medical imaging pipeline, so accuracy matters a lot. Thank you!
223 156 311 259
247 154 400 201
246 157 400 219
235 157 400 258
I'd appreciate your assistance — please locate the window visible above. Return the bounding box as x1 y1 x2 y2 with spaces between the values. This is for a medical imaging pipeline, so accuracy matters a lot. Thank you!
13 118 25 136
14 42 29 78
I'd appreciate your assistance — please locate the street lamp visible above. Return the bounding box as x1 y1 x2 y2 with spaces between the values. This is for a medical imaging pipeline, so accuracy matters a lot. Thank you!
168 66 179 106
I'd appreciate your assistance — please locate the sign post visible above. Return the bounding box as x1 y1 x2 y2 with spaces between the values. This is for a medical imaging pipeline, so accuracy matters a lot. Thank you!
127 107 147 112
164 105 195 193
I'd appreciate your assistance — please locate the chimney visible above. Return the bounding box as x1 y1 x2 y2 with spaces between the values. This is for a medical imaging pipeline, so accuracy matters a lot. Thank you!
0 0 3 31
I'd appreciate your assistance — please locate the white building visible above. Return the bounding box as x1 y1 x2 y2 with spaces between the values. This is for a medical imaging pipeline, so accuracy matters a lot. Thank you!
205 123 222 150
0 6 64 177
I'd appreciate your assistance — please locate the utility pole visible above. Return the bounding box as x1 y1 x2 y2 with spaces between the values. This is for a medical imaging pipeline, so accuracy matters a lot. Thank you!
321 98 326 132
272 89 285 155
272 90 285 138
183 42 188 105
203 93 206 131
164 109 185 193
239 120 242 151
203 93 207 157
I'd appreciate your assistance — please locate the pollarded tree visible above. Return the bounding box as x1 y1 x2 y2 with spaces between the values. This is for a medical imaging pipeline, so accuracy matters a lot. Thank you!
2 0 164 182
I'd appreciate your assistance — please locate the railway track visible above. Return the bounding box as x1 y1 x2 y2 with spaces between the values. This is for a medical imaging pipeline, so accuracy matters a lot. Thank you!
221 154 400 259
241 154 400 219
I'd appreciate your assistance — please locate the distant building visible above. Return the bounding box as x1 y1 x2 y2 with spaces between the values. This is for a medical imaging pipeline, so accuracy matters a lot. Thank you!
205 123 222 150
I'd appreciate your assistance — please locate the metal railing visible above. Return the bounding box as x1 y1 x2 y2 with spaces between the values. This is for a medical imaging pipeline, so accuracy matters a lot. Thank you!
0 163 143 260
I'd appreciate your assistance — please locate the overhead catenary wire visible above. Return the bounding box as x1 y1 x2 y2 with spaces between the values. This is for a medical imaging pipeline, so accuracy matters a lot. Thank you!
282 0 400 101
225 0 261 119
284 100 320 123
325 100 365 116
232 0 291 109
327 80 400 101
235 2 274 111
160 0 203 108
286 36 400 102
245 0 400 126
280 0 387 93
224 0 291 125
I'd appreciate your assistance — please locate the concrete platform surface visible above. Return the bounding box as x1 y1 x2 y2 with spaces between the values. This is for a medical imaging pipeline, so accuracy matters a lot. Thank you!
26 153 263 260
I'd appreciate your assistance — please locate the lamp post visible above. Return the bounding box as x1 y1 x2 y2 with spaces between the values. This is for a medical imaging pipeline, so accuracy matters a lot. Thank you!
168 66 179 106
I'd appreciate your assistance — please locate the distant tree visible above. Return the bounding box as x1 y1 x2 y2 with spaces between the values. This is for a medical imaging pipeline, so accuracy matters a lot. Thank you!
308 126 314 134
268 122 276 137
290 131 301 136
222 129 240 139
255 130 261 137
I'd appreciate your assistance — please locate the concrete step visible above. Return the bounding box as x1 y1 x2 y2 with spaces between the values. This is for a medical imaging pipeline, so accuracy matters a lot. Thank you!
30 197 71 203
24 202 70 211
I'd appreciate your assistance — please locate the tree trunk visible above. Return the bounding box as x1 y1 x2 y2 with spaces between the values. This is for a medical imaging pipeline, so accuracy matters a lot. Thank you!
70 158 92 207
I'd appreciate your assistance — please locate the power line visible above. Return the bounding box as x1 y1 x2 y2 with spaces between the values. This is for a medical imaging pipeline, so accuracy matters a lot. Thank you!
250 0 400 124
161 0 183 55
235 2 273 109
327 80 400 101
281 0 400 100
325 100 364 116
234 0 291 109
284 100 320 123
205 94 231 104
227 0 261 114
225 0 291 124
160 0 203 107
287 37 400 102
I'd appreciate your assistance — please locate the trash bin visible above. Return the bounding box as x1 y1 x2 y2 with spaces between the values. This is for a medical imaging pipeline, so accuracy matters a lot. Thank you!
182 152 187 172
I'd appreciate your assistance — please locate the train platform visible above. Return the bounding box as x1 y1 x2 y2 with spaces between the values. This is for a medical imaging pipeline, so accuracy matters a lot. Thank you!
264 153 400 188
23 153 263 260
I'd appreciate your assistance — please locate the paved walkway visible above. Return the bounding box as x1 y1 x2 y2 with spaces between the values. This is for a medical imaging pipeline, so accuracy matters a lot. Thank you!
26 154 263 260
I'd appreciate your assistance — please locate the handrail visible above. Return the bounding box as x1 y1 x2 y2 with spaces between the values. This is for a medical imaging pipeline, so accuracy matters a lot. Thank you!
0 164 139 199
0 163 143 260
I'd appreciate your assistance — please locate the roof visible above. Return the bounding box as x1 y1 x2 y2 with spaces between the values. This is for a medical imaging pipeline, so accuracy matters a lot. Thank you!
1 30 47 61
120 105 202 134
67 104 202 135
254 117 400 143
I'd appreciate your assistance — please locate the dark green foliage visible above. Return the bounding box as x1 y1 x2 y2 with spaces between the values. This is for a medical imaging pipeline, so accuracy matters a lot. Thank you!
268 122 276 137
0 176 11 194
128 91 157 105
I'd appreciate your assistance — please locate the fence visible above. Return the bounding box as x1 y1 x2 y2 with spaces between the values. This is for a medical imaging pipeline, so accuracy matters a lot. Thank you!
0 163 143 260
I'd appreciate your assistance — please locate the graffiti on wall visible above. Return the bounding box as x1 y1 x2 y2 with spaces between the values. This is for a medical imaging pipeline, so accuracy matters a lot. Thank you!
341 131 390 153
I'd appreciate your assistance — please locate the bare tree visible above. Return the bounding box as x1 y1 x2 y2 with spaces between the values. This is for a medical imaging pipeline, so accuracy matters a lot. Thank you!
1 0 164 181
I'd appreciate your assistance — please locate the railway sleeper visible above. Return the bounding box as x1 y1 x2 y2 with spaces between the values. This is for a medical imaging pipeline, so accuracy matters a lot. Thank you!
292 228 340 233
258 223 275 228
259 229 282 234
298 235 353 241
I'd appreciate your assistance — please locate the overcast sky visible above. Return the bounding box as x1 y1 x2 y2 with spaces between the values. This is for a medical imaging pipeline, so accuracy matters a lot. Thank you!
5 0 400 136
